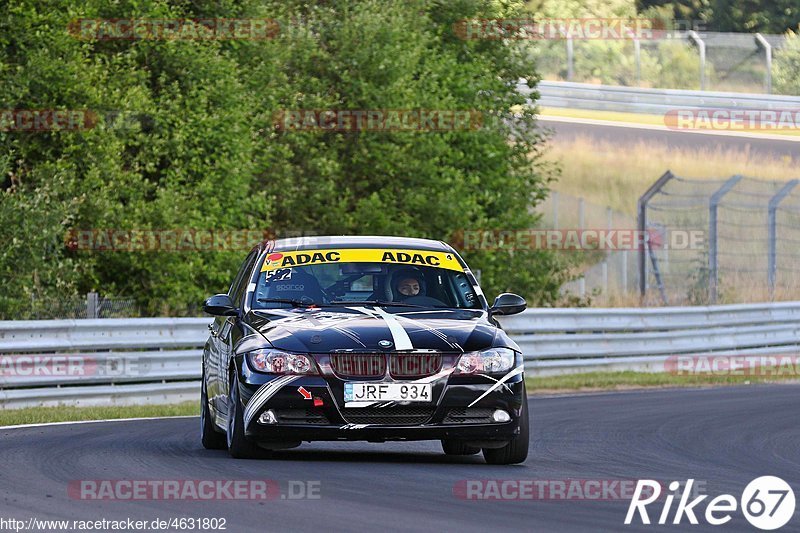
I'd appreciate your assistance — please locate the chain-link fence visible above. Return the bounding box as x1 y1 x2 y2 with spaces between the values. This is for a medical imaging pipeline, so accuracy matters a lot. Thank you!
536 192 639 304
640 172 800 305
530 31 788 94
26 293 140 319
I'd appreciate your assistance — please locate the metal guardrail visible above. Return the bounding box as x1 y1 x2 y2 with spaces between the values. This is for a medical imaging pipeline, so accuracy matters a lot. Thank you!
0 318 207 409
499 302 800 375
526 80 800 115
1 302 799 408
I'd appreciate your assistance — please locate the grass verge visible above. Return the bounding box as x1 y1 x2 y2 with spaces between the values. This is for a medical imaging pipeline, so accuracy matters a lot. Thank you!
0 401 198 427
526 371 800 395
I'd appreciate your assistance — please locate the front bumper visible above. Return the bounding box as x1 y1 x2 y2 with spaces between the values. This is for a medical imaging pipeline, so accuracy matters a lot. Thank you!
236 364 525 443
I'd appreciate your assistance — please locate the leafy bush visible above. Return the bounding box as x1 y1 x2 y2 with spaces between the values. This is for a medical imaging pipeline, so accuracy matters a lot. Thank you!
0 0 567 318
774 28 800 95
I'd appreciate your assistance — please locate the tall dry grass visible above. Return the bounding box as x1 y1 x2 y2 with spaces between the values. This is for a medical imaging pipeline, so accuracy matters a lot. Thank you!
543 135 798 216
541 135 800 306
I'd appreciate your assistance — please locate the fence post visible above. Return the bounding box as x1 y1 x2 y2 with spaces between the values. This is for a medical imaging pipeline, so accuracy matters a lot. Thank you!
621 249 628 294
708 175 743 303
768 180 799 298
552 191 559 229
755 33 772 94
604 207 612 297
566 35 574 81
687 31 706 90
86 292 99 319
638 171 675 299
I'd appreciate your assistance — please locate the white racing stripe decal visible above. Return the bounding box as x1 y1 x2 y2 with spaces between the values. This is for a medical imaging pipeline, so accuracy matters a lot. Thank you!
468 364 525 407
243 375 300 427
394 315 462 351
370 307 414 350
410 367 454 384
477 373 513 394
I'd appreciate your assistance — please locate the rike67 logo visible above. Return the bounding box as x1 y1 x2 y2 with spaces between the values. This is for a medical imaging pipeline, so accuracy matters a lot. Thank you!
626 477 796 530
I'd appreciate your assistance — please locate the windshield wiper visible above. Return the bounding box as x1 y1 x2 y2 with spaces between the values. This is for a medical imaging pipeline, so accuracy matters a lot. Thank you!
325 300 428 308
256 297 319 308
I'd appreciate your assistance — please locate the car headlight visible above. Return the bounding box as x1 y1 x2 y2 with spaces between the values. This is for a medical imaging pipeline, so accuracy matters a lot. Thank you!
247 349 318 375
455 347 516 374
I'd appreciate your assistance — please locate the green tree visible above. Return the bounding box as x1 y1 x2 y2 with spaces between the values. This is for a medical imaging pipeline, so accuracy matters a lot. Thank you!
0 0 566 318
635 0 799 33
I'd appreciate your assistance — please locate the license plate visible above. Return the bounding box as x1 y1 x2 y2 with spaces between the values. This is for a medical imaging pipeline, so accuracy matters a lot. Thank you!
344 382 432 407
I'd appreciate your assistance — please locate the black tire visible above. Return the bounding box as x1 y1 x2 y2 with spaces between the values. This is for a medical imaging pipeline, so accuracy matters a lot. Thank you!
226 369 263 459
201 372 227 450
483 389 530 465
441 440 481 456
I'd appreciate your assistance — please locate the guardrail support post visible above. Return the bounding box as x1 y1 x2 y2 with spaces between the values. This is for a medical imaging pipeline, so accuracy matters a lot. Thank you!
638 171 675 300
687 31 706 90
768 180 798 299
708 175 743 304
755 33 772 94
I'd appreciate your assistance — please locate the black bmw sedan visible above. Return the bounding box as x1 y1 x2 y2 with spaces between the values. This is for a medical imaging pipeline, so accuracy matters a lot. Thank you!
201 236 529 464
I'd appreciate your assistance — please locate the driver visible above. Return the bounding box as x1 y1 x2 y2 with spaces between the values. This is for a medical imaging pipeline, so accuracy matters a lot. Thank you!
392 268 425 301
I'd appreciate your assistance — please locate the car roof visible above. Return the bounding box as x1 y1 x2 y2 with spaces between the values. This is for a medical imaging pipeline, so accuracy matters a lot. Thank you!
269 235 454 253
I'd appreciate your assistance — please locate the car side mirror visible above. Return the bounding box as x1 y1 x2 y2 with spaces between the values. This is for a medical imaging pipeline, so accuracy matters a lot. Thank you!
203 294 238 316
489 293 527 316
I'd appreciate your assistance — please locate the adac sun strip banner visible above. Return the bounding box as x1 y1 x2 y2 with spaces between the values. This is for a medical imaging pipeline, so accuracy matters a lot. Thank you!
261 249 464 272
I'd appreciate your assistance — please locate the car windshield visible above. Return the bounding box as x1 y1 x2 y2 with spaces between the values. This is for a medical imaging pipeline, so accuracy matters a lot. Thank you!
250 248 482 310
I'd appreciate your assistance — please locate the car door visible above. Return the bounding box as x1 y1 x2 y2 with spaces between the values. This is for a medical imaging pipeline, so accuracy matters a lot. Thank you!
208 249 259 415
213 249 260 418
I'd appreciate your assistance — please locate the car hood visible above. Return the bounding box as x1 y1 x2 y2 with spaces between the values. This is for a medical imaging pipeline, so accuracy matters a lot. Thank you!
245 306 500 353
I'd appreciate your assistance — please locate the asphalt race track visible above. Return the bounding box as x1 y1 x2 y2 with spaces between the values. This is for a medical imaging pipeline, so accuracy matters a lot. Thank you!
2 385 799 532
541 118 800 163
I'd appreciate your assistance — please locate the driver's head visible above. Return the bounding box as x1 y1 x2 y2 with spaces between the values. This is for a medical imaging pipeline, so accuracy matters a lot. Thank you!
397 277 420 297
393 268 425 300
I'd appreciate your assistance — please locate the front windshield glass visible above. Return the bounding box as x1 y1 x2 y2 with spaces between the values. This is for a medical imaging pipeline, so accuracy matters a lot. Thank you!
250 248 481 310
